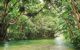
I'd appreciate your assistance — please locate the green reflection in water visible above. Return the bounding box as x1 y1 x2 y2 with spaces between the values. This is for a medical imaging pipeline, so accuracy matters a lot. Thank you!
0 35 74 50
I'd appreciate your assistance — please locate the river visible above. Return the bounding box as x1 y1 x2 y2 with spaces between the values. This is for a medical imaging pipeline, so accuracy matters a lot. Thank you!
0 34 75 50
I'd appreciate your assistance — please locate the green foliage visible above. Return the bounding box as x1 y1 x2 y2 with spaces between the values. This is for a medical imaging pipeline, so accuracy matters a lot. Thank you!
0 0 80 49
1 0 63 40
61 1 80 49
77 3 80 13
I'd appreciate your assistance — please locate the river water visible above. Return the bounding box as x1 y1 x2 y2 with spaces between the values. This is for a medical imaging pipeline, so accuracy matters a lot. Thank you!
0 35 75 50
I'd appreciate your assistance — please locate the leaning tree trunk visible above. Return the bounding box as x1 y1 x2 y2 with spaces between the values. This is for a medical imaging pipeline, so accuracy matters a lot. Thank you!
0 8 8 41
0 0 9 41
0 23 7 41
0 14 9 41
70 0 80 29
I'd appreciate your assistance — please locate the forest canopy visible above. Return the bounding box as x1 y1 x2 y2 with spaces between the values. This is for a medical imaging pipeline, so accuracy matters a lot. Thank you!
0 0 80 49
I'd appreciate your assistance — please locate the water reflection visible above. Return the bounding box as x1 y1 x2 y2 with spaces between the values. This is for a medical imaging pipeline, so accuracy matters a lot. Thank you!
54 34 74 50
2 35 74 50
54 34 64 46
4 42 9 50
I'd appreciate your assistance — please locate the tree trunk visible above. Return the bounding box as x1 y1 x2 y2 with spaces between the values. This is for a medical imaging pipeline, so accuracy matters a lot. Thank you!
70 0 80 29
0 23 8 41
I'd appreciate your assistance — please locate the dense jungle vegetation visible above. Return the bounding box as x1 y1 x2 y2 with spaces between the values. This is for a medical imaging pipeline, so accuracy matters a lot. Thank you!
0 0 80 49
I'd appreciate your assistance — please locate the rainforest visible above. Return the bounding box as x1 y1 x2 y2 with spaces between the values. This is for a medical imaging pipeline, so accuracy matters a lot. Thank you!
0 0 80 50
